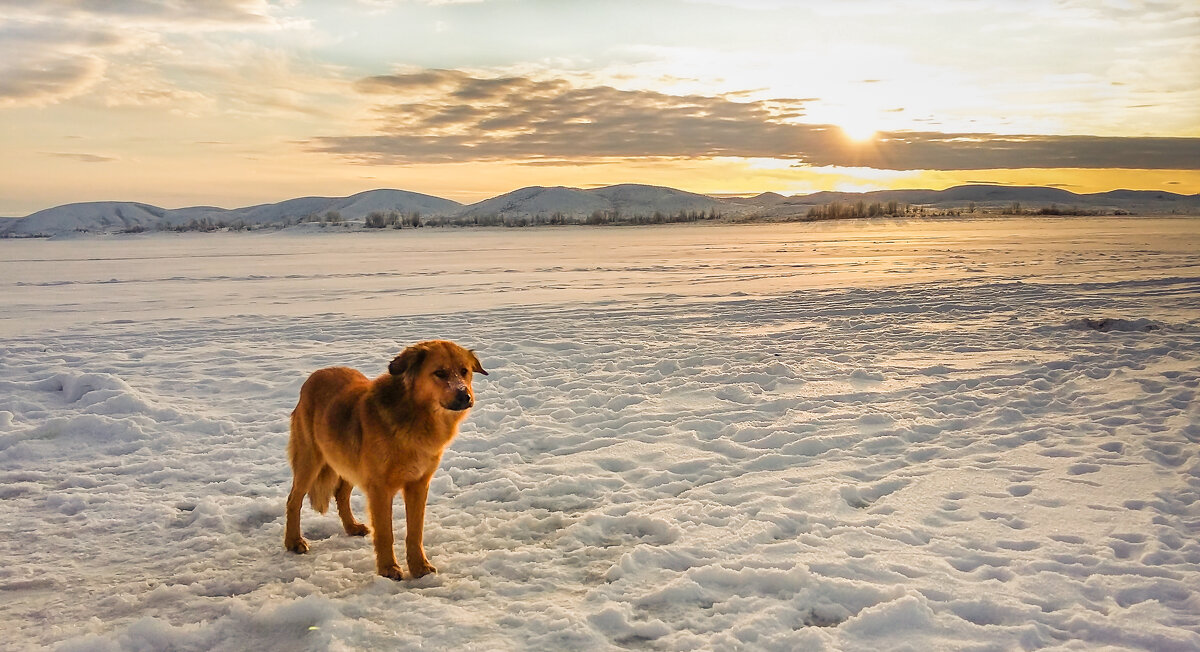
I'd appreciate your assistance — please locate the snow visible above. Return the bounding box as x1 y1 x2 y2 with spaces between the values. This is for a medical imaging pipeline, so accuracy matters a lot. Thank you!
2 216 1199 650
227 190 461 226
2 202 168 236
3 184 744 236
589 184 726 216
457 186 611 220
454 184 730 221
6 185 1198 236
3 190 463 236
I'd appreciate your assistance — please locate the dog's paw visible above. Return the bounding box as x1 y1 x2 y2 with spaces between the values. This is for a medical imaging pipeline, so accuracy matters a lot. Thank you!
408 561 437 578
344 522 369 537
284 537 310 554
377 564 404 580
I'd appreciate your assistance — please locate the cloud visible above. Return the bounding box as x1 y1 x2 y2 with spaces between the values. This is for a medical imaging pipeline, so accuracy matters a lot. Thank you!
351 0 488 8
841 133 1200 171
0 20 128 106
0 0 282 28
1053 0 1200 24
319 69 825 162
0 1 297 107
44 152 118 163
313 70 1200 170
0 55 106 107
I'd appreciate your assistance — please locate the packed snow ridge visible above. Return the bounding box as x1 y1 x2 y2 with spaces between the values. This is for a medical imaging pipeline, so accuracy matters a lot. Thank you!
4 184 1198 236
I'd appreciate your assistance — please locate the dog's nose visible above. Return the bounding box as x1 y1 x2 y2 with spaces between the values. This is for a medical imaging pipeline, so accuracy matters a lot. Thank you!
450 389 472 411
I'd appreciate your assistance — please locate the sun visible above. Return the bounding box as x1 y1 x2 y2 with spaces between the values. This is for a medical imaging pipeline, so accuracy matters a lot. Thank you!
838 120 878 142
828 104 882 142
801 97 886 144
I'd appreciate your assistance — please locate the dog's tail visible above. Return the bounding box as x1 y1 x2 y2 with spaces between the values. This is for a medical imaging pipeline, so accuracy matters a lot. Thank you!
308 465 339 514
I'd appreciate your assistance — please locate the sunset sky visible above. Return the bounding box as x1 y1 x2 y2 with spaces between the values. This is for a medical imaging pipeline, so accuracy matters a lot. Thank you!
2 0 1198 215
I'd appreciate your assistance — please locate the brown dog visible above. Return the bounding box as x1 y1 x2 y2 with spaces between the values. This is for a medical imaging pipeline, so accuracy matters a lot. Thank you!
284 340 486 579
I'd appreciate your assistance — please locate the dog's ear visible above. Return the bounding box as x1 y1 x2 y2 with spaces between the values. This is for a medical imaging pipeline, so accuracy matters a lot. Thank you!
388 346 427 382
468 349 488 376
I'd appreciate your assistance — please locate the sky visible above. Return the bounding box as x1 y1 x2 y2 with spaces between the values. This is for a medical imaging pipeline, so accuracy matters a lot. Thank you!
1 0 1198 215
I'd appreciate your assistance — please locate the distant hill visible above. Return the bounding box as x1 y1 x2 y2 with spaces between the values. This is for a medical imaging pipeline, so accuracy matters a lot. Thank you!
590 184 727 217
456 186 610 221
456 183 730 222
2 202 169 236
726 192 788 206
771 185 1199 212
221 189 461 227
2 184 1197 236
2 189 462 236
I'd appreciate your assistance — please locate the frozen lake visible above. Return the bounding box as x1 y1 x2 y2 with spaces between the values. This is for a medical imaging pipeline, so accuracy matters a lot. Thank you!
2 217 1199 650
3 217 1197 338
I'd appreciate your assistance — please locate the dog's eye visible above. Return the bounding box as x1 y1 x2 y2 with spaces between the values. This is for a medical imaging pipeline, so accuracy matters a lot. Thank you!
433 369 449 380
460 368 468 376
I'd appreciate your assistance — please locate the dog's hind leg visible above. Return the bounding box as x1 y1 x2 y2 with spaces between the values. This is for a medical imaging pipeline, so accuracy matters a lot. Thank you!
284 412 319 554
335 479 368 536
284 465 320 553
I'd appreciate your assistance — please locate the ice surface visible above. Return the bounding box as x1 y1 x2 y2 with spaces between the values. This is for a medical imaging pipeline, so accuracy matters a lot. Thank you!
1 217 1198 650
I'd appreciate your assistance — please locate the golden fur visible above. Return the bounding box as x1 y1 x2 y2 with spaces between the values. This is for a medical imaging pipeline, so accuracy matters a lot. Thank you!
284 340 486 579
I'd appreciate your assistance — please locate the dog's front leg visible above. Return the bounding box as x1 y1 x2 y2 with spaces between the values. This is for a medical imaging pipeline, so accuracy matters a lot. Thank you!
403 474 437 578
366 486 403 579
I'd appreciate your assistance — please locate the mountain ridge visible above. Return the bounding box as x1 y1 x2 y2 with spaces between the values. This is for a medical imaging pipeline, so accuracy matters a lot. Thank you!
3 184 1197 236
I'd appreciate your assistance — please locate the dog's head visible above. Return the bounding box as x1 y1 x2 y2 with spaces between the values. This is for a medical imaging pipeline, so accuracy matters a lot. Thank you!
389 340 487 412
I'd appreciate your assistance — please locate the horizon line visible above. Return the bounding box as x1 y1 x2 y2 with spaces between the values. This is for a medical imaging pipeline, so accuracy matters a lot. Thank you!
6 181 1198 219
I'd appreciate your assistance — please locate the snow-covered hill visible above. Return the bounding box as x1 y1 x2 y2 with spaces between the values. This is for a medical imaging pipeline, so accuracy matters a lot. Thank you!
3 184 1197 236
3 202 169 236
1 190 463 236
332 189 461 221
456 184 736 222
456 186 610 221
590 183 726 216
226 189 462 227
773 185 1200 213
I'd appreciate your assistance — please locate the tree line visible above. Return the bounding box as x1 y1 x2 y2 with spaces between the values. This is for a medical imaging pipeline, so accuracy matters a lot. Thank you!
121 207 724 233
101 200 1147 235
1001 202 1105 216
804 200 908 220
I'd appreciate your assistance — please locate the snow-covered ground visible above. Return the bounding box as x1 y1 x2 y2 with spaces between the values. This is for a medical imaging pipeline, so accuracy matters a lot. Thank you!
2 217 1198 650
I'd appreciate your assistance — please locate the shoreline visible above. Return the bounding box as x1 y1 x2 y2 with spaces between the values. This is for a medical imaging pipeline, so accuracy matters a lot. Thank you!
3 211 1199 240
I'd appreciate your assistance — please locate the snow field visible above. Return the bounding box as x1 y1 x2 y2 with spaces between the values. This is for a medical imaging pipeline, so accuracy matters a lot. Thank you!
1 219 1199 650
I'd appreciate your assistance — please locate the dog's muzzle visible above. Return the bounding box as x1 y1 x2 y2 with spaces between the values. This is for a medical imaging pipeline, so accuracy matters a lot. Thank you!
448 389 473 411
